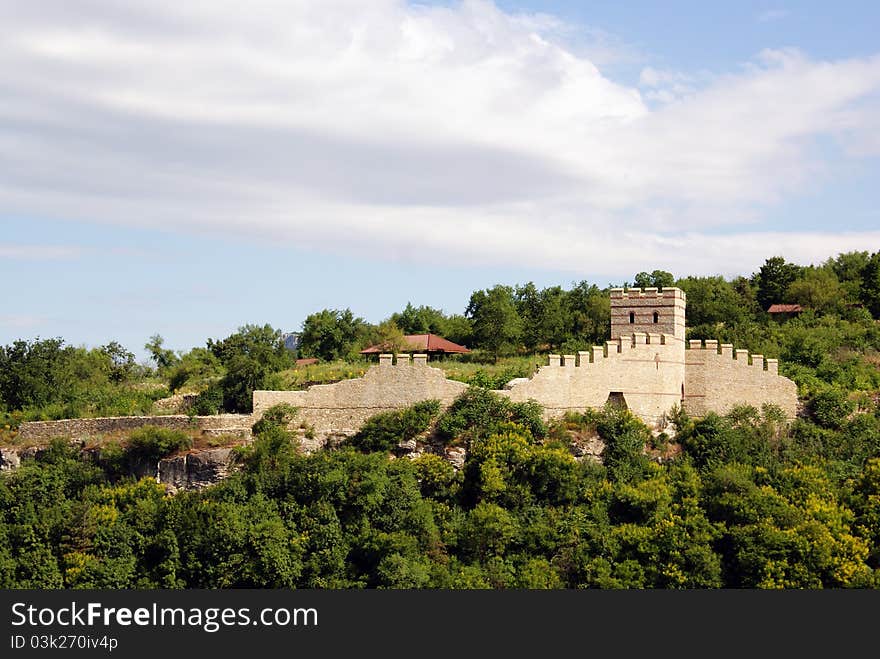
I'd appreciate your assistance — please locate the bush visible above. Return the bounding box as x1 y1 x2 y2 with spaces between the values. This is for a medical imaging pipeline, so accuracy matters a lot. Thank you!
252 403 299 436
436 387 546 445
190 384 223 416
349 400 441 453
126 426 192 462
589 405 652 481
809 387 855 429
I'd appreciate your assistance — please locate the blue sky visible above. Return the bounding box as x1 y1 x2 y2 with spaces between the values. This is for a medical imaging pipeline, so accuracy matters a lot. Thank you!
2 1 879 361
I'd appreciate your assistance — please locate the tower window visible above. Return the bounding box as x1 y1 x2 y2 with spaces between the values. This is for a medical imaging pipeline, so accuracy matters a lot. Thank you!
653 311 659 323
629 311 635 324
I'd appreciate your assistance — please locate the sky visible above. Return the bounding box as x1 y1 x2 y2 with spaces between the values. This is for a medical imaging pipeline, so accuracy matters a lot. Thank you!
2 0 880 361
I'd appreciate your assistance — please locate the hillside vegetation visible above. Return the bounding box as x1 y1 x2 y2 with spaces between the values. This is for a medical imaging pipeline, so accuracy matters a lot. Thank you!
2 251 880 588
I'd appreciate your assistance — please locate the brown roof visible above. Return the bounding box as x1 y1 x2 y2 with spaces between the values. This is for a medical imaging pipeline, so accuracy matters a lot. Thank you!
295 358 319 367
767 304 804 313
360 333 470 354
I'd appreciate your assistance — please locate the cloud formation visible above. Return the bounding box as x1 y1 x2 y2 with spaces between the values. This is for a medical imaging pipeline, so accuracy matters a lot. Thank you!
1 0 879 277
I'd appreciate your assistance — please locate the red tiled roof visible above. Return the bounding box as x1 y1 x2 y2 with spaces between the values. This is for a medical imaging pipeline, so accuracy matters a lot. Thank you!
767 304 804 313
360 333 470 354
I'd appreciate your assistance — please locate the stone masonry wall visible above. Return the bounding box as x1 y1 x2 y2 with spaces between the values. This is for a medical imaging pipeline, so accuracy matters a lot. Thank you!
18 414 253 442
253 353 468 435
684 340 798 418
501 332 686 425
610 287 686 341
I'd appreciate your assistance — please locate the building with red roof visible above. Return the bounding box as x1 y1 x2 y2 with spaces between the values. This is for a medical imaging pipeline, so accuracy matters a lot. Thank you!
360 333 470 356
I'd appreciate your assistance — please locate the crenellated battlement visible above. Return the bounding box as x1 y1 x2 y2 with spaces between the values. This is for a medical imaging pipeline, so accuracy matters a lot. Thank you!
545 333 673 367
686 341 774 371
609 287 686 300
684 338 795 417
377 353 430 366
610 287 686 341
252 285 798 445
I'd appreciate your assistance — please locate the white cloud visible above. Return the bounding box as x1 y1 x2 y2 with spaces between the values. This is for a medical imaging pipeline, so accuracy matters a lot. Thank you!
0 0 878 278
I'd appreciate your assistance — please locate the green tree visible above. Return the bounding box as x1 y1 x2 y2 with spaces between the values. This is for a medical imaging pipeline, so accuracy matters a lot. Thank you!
0 337 67 410
756 256 802 310
675 276 746 330
859 251 880 318
298 309 369 361
390 303 447 335
633 270 675 289
207 324 293 413
825 251 869 302
788 267 843 314
566 281 609 347
366 320 409 355
145 334 179 372
166 347 222 393
100 341 137 384
466 285 522 361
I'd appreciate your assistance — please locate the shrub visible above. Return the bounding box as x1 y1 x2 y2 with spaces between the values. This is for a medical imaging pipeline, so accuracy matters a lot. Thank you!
252 403 299 436
436 387 546 445
126 426 192 462
590 405 652 481
349 400 441 453
190 384 223 416
808 387 855 429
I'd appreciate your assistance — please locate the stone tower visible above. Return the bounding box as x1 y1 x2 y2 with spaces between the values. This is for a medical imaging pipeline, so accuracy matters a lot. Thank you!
610 287 686 343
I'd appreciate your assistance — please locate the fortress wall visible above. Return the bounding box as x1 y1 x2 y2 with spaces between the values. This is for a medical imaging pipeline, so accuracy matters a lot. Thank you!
253 354 468 435
683 340 797 418
502 333 686 425
18 414 253 442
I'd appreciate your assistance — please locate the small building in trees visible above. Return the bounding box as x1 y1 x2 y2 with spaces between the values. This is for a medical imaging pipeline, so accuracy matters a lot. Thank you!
767 303 804 320
360 333 470 359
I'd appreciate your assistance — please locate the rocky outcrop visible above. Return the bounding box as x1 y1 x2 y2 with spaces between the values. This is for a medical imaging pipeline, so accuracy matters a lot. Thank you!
158 448 237 493
0 447 20 471
0 443 240 493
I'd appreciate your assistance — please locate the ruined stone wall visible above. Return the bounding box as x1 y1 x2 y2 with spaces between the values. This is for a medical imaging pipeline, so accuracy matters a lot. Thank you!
18 414 253 442
501 332 686 425
253 353 468 435
684 340 798 418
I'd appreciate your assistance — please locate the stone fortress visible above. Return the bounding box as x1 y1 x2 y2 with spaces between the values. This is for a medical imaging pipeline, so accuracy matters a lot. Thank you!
10 286 799 485
253 287 798 439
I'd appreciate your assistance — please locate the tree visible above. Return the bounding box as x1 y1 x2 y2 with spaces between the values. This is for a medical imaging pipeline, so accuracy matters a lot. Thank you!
514 282 543 352
466 285 522 361
145 334 178 372
207 324 293 413
391 303 446 335
100 341 137 383
442 314 474 348
207 324 291 371
633 270 675 290
675 276 746 329
365 320 409 355
756 256 802 310
566 281 609 348
298 309 368 361
0 337 68 410
859 251 880 318
787 267 843 314
537 286 571 350
825 251 869 302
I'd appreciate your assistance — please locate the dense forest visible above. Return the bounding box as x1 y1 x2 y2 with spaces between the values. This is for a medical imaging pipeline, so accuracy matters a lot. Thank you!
2 251 880 588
